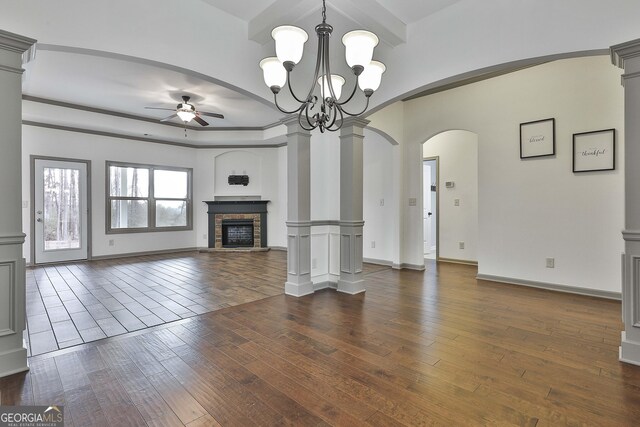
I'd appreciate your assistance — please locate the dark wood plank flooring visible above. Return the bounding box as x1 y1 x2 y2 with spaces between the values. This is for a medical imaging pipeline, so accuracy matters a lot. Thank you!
3 252 639 426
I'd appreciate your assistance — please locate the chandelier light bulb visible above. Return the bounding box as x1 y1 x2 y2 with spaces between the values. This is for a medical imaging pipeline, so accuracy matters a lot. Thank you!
317 74 345 100
272 25 309 65
260 57 287 90
358 60 386 93
342 30 379 69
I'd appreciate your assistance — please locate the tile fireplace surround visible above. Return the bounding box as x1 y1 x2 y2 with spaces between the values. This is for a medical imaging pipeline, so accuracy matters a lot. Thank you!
204 200 269 249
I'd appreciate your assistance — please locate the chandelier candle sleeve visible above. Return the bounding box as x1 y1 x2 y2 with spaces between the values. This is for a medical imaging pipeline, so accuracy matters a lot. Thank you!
259 0 385 132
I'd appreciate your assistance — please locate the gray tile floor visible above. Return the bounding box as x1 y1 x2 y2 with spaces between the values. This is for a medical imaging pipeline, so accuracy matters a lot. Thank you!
25 251 284 356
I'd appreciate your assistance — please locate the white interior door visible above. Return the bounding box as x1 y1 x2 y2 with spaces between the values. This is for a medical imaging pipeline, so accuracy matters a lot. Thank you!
423 163 432 254
34 159 88 264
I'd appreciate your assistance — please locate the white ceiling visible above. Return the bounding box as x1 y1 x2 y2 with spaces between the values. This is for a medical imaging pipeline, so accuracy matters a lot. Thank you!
22 48 283 129
16 0 465 144
200 0 462 25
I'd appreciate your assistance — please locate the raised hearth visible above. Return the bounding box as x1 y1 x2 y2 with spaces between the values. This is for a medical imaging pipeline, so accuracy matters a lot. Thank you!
204 200 269 249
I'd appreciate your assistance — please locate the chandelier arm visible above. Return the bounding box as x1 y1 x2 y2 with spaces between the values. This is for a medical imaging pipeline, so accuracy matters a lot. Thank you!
298 107 315 131
285 69 308 104
337 95 370 117
301 31 326 104
302 102 317 130
326 104 338 130
335 75 359 106
325 105 343 132
322 36 340 103
273 93 306 115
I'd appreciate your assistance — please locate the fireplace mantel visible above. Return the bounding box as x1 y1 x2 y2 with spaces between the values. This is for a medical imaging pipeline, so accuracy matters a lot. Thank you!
204 200 269 248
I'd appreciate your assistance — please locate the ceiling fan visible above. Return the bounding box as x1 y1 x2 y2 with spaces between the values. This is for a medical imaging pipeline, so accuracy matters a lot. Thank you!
145 95 224 126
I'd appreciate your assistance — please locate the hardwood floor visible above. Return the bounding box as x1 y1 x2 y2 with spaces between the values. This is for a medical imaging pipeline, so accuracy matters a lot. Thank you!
3 252 639 426
25 251 285 355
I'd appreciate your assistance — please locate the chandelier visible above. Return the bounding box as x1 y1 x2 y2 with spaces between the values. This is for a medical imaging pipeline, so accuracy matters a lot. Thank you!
259 0 385 132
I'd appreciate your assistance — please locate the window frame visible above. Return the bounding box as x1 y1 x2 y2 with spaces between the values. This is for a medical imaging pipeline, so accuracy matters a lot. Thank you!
106 161 193 234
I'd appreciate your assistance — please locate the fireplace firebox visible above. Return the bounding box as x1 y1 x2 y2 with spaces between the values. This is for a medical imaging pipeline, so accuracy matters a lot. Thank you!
222 220 254 247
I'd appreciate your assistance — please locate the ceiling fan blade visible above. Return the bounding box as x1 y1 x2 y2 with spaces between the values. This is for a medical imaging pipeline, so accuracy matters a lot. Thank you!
198 111 225 119
193 115 209 126
160 113 178 122
145 107 176 111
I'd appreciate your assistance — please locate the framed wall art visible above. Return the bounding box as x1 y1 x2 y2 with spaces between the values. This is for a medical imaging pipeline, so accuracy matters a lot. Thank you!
520 118 555 159
573 128 615 172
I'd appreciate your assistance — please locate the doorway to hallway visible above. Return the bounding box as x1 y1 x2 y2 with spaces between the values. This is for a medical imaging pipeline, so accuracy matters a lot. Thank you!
423 158 438 260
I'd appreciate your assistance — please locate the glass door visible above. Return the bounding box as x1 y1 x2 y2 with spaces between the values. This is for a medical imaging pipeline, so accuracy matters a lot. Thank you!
34 159 89 264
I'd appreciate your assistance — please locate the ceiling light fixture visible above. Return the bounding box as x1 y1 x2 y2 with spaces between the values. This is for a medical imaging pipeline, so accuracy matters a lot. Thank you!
176 102 196 123
259 0 385 133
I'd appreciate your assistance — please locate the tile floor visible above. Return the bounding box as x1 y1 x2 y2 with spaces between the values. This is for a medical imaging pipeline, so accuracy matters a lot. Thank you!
25 250 285 356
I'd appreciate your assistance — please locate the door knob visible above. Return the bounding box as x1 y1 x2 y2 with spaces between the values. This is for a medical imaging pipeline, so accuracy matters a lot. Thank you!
37 210 42 214
36 218 42 222
428 212 432 217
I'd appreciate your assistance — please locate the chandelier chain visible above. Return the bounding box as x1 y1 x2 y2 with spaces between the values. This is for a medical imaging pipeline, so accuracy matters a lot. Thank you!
322 0 327 23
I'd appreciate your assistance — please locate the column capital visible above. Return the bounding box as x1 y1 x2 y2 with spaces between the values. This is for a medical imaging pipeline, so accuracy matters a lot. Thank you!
0 30 36 54
280 115 312 136
339 117 371 133
611 38 640 70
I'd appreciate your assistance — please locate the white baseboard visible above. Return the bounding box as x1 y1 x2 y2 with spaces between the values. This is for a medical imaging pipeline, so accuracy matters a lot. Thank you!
476 273 621 300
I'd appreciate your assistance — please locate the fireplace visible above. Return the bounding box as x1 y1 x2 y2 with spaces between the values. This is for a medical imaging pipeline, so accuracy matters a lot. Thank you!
222 219 254 247
204 200 269 249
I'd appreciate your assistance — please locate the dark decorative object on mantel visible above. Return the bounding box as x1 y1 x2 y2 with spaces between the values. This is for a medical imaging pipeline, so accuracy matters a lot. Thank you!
228 175 249 186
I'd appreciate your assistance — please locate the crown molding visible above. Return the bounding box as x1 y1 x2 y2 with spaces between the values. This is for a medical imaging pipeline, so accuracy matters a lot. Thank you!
22 120 287 149
22 95 280 132
0 30 36 54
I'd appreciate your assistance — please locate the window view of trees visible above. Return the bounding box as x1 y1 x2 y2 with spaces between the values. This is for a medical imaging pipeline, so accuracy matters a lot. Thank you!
43 167 81 250
107 162 191 232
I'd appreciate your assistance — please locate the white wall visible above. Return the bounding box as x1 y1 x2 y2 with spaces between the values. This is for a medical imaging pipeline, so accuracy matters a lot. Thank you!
22 126 289 263
423 130 478 262
389 55 624 293
363 129 397 263
22 126 198 262
195 147 287 249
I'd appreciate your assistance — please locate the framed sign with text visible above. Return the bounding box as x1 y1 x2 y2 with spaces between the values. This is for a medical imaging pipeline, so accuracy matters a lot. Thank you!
520 118 555 159
573 128 615 173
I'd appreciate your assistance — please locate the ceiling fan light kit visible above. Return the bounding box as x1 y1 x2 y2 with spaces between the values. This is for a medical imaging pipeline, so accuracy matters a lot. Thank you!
145 95 225 135
259 0 385 132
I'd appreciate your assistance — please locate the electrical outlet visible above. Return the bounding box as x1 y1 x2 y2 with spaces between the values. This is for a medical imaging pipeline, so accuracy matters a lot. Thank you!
371 241 376 249
546 257 555 268
109 239 115 247
379 198 384 206
454 199 460 206
459 241 465 249
203 234 207 240
409 198 417 206
312 258 317 269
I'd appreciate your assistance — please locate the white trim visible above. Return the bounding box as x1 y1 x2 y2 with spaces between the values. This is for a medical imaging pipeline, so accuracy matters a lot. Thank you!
476 273 621 300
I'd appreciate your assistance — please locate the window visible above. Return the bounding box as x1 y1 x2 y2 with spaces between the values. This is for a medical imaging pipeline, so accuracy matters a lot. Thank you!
106 161 192 233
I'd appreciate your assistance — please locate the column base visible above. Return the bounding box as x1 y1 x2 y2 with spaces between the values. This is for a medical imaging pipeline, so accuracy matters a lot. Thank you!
620 332 640 366
337 279 366 295
285 281 314 297
0 346 29 378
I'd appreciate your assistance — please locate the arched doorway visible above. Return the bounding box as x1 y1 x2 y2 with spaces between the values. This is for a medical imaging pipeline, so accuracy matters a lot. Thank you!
422 130 479 264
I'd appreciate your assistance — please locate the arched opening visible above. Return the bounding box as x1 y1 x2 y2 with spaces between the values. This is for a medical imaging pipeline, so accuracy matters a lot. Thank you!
422 130 479 265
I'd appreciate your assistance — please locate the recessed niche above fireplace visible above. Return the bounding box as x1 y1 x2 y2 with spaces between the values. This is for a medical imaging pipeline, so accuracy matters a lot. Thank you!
204 200 269 249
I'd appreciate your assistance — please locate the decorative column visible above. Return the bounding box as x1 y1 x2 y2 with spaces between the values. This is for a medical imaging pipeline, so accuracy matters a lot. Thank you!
283 116 314 296
338 117 369 294
612 38 640 366
0 30 35 377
